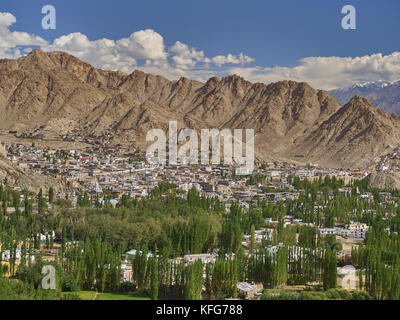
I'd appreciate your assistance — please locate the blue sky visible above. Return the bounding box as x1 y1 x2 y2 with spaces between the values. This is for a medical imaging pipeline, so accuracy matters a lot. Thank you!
1 0 400 89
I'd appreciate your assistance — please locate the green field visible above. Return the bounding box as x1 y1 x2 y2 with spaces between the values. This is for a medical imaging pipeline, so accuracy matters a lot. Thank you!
63 291 150 300
97 292 150 300
63 291 97 300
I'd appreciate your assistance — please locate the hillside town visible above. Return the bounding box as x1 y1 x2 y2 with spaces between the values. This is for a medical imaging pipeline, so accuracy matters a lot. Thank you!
1 140 371 207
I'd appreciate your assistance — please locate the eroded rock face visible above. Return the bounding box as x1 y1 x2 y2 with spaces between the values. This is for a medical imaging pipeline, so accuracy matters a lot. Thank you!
366 172 400 190
1 50 399 172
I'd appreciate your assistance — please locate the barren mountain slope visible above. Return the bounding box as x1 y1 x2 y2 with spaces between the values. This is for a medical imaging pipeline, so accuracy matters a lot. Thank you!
0 159 65 192
290 95 400 168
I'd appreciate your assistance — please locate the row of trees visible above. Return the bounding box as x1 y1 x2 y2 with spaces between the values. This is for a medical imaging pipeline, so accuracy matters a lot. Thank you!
352 215 400 299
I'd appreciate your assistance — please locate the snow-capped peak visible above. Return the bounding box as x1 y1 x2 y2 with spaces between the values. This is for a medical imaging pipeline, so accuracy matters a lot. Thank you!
349 80 399 90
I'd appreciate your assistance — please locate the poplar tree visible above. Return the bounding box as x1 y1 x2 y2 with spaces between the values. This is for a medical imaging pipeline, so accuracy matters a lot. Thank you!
150 248 159 300
323 247 337 290
250 224 256 253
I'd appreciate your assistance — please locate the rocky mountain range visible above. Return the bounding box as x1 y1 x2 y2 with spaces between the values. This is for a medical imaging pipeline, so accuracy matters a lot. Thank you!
330 80 400 116
1 50 400 174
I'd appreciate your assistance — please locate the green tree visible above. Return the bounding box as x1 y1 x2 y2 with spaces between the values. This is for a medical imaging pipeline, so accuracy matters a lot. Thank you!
150 250 159 300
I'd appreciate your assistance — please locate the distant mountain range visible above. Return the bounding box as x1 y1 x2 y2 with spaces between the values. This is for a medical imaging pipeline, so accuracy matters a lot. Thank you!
1 50 400 173
330 80 400 116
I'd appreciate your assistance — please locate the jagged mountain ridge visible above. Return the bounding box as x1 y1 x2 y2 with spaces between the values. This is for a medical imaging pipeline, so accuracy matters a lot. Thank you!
1 50 399 170
330 80 400 116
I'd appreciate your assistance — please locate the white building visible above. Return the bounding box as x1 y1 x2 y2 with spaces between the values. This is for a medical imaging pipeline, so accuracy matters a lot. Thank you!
183 253 216 264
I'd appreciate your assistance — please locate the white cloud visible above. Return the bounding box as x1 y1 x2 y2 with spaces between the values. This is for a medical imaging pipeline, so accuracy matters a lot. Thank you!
169 41 207 69
42 29 169 73
0 12 47 58
228 52 400 90
212 53 255 67
116 29 167 61
42 32 137 73
167 41 253 71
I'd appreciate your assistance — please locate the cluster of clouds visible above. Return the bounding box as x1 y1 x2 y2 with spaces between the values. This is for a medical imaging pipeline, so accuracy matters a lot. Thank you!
229 53 400 90
0 12 47 58
43 32 256 81
1 11 400 90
